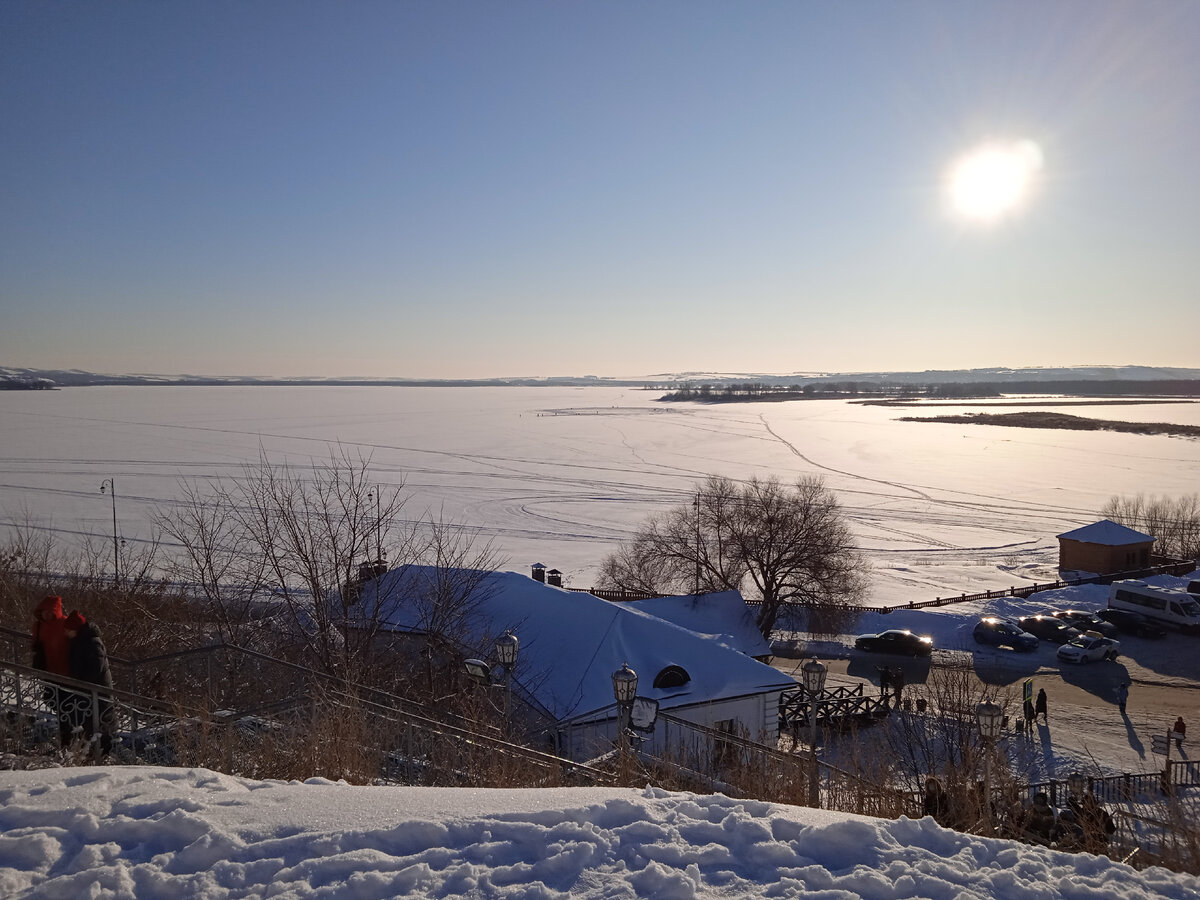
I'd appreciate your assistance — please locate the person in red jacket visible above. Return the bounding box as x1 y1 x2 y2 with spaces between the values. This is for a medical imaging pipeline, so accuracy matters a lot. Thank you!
31 595 72 745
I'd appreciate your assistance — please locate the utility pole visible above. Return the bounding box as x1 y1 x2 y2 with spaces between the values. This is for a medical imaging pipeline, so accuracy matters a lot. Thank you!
99 478 120 585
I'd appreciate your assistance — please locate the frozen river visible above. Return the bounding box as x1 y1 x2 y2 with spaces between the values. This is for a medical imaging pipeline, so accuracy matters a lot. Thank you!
2 385 1197 604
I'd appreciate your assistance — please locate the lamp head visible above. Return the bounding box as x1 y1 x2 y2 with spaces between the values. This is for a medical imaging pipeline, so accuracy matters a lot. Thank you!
801 657 828 694
495 630 519 666
464 658 492 684
612 662 638 703
975 700 1004 739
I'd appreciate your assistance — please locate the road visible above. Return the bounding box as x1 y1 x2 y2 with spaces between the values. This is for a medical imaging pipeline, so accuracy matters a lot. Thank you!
772 654 1199 776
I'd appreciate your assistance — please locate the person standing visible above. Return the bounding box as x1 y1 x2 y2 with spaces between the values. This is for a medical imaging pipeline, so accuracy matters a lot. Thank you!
1023 698 1036 732
891 667 905 706
1025 792 1056 845
64 611 116 755
1116 682 1129 714
1035 688 1048 724
922 776 950 827
1173 716 1186 750
31 595 72 745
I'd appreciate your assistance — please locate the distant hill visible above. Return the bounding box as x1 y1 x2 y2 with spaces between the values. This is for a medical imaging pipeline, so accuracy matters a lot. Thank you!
3 364 1199 389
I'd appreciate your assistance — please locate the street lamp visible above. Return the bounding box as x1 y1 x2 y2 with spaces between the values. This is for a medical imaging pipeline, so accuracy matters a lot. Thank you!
976 700 1003 833
99 478 120 585
801 658 828 807
495 630 519 725
366 489 385 571
612 662 638 773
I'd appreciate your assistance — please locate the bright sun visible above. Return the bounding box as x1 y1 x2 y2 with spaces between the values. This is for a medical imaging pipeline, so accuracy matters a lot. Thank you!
946 139 1043 223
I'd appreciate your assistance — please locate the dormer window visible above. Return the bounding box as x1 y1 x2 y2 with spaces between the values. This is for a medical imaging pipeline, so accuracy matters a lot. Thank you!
652 665 691 689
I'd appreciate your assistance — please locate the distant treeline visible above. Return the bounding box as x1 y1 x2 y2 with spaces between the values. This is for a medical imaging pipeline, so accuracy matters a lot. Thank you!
659 380 1200 402
900 411 1200 439
0 378 55 391
658 382 973 402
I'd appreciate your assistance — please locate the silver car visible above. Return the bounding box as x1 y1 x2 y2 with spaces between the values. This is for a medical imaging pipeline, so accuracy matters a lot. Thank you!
1056 632 1120 664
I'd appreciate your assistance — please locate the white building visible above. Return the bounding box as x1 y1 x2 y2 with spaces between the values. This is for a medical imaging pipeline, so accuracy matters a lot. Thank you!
356 566 796 761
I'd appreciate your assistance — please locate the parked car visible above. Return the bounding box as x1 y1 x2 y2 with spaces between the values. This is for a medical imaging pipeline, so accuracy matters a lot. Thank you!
854 629 933 657
1097 607 1168 639
973 617 1039 652
1057 632 1121 664
1018 615 1081 644
1050 609 1119 639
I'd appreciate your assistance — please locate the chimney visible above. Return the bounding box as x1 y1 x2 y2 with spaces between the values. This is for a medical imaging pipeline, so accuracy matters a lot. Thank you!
531 563 546 583
547 568 562 588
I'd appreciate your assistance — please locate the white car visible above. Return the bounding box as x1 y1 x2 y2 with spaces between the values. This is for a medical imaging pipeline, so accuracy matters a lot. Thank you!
1056 632 1120 664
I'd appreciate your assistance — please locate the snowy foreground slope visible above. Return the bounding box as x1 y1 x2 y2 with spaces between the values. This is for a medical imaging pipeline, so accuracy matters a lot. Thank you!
0 767 1196 899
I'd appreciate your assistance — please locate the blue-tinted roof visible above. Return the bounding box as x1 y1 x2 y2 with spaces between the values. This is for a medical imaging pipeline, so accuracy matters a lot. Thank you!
1057 519 1154 545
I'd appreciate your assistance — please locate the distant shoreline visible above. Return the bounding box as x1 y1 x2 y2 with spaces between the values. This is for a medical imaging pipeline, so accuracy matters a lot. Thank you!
897 411 1200 439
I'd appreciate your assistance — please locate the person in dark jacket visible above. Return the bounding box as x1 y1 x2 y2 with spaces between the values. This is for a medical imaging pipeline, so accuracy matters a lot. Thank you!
1173 716 1186 750
64 611 116 755
31 595 72 745
1035 688 1048 724
922 775 950 826
1066 790 1114 853
1024 792 1056 844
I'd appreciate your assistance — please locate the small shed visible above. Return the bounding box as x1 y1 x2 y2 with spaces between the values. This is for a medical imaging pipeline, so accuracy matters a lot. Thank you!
1057 519 1155 575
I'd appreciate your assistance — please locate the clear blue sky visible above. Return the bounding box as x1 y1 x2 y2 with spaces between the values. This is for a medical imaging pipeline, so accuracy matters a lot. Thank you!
2 1 1197 379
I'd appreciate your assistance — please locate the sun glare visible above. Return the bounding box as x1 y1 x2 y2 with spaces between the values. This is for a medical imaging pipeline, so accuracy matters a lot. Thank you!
946 139 1043 223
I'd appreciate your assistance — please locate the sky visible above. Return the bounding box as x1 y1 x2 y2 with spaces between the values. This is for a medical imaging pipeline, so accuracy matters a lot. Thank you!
2 1 1198 380
2 768 1198 899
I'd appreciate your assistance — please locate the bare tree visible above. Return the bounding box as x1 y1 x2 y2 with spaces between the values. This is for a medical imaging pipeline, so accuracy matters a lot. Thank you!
404 516 504 645
0 508 61 626
156 447 410 677
600 474 867 638
854 661 1020 834
1100 493 1200 561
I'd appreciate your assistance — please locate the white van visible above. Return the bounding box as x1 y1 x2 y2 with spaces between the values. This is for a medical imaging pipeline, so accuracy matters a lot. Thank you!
1108 580 1200 634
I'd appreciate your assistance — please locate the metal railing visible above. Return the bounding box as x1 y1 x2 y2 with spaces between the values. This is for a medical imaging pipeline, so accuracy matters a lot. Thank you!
0 628 613 787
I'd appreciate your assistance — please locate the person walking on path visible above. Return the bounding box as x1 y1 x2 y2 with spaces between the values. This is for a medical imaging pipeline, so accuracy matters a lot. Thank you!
1035 688 1048 724
31 595 72 746
1116 682 1129 715
1023 698 1036 732
1174 716 1186 750
64 611 116 755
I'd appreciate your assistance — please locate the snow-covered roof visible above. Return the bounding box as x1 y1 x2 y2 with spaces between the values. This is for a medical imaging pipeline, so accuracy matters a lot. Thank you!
1056 519 1155 545
357 567 795 722
624 590 771 658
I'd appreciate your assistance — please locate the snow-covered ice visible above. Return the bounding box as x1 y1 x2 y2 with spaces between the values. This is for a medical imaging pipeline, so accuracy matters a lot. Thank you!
2 385 1198 603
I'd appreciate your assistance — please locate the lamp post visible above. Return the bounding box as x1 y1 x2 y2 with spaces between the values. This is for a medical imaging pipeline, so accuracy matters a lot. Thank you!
99 478 120 585
976 700 1003 833
801 658 828 807
366 488 384 571
495 630 519 727
612 662 638 778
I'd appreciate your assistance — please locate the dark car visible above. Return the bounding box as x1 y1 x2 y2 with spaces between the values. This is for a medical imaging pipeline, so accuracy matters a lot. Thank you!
1018 615 1081 644
854 629 933 657
1097 607 1168 639
973 617 1039 652
1051 609 1119 638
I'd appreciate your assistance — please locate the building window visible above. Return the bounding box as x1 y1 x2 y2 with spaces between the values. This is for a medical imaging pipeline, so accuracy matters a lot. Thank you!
653 665 691 689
